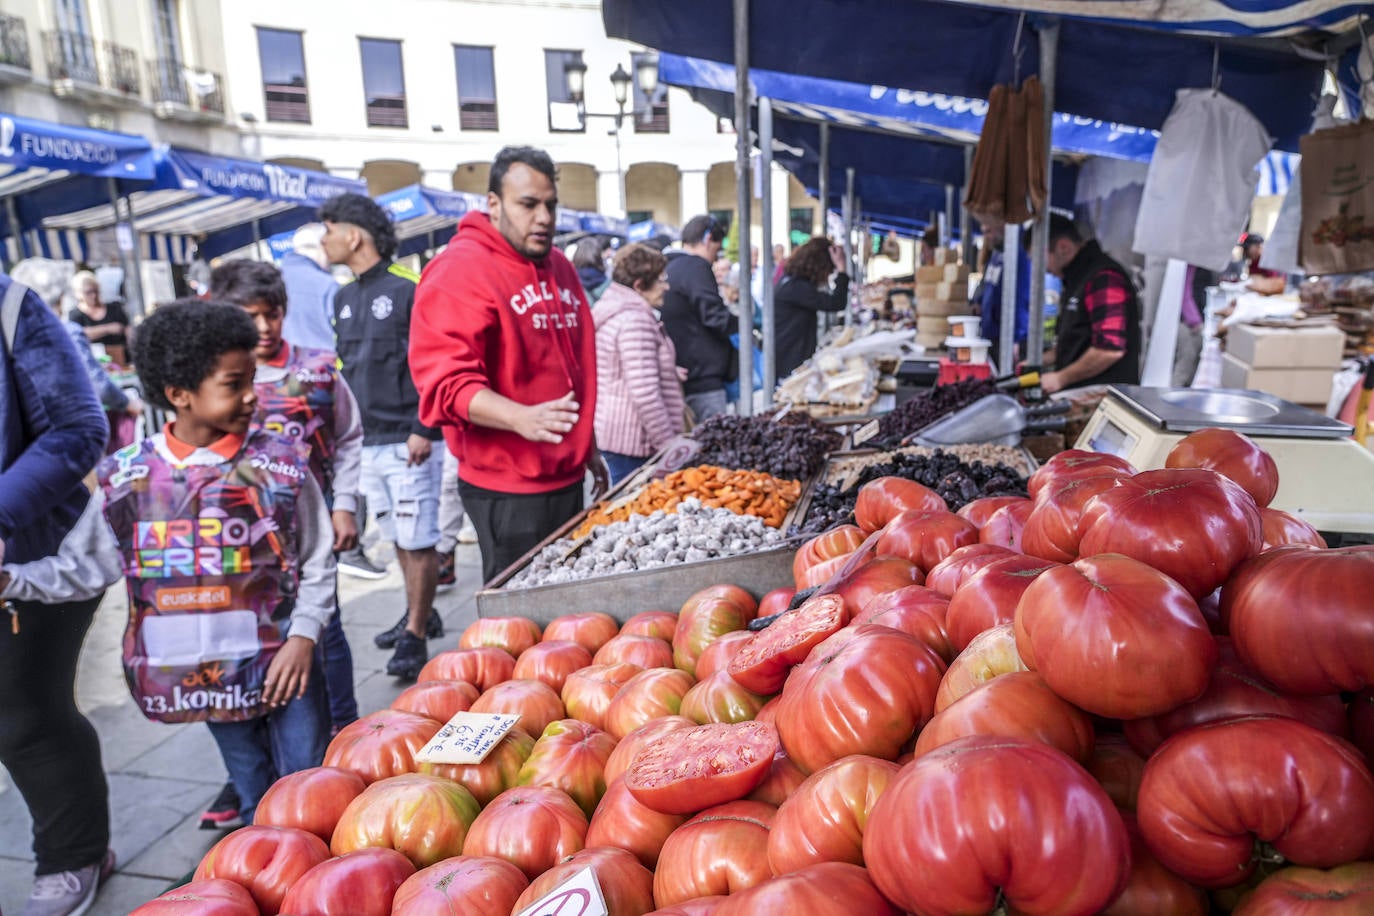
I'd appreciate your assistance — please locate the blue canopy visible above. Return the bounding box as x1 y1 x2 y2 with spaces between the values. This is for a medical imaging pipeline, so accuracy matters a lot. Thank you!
556 209 630 236
628 220 679 242
43 146 367 259
376 184 486 257
605 0 1351 151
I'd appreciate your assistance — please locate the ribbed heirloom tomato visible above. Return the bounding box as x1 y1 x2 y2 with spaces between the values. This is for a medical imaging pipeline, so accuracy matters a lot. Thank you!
512 846 655 916
323 709 441 783
593 634 675 669
1233 862 1374 915
459 615 542 657
692 630 753 680
874 510 978 573
416 726 534 806
977 499 1034 552
863 735 1131 916
253 765 366 843
853 477 946 532
586 778 688 869
390 679 480 721
672 585 756 676
652 800 776 907
678 669 769 724
1102 812 1209 916
1019 473 1126 563
832 555 924 617
542 611 620 654
852 585 952 661
194 824 331 915
1258 506 1327 550
129 879 258 916
516 718 617 817
944 554 1059 651
924 543 1013 596
766 754 901 875
1165 426 1279 507
417 647 516 691
913 669 1094 763
462 785 589 881
934 623 1028 712
1026 448 1135 498
330 773 481 868
277 847 415 916
603 667 696 738
390 855 529 916
469 678 565 738
746 748 807 807
957 495 1029 529
560 662 643 731
511 640 593 693
1086 734 1148 812
619 609 678 641
714 862 901 915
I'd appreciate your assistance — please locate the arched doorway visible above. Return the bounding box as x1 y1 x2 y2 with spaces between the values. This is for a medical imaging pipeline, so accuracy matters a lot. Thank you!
706 162 736 228
557 163 598 211
268 156 327 173
452 161 490 194
360 160 422 196
624 162 681 226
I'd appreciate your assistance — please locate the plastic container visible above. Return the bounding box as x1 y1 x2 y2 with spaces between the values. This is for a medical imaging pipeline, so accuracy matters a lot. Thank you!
947 316 982 339
944 336 992 365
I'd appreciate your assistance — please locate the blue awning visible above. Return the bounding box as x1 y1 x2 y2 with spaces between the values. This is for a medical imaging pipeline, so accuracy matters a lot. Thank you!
557 209 630 236
41 146 367 259
376 183 486 256
628 220 679 242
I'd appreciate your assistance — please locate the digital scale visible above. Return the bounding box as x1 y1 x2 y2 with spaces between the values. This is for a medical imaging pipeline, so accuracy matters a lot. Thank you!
1075 386 1374 536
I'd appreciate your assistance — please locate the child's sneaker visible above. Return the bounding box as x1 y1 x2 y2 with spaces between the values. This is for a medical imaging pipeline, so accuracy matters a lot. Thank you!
21 847 114 916
386 630 429 681
338 547 389 580
436 550 456 592
199 782 243 830
374 610 443 649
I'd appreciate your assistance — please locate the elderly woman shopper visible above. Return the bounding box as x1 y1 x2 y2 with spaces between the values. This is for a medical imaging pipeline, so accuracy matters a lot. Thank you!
66 269 129 366
773 237 849 379
593 243 685 484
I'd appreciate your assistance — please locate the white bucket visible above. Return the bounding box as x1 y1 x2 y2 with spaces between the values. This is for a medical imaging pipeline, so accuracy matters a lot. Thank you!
944 336 993 365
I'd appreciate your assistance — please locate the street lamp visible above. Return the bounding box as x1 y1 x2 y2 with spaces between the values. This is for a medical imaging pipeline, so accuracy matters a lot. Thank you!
565 52 659 218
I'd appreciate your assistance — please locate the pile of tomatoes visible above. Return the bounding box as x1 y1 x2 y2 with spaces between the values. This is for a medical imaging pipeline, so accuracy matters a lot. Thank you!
136 428 1374 915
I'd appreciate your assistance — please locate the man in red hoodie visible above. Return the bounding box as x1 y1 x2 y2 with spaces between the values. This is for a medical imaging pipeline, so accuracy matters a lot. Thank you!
411 146 608 583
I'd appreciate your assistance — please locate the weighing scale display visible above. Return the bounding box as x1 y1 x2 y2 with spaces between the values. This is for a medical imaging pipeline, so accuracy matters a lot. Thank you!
1089 419 1138 460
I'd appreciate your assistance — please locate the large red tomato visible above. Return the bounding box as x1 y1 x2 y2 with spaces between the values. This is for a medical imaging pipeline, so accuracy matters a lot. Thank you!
854 477 947 532
793 525 865 583
673 586 756 676
542 611 620 654
416 726 534 806
945 554 1059 651
1136 716 1374 887
693 630 754 680
924 543 1014 596
277 847 414 916
715 862 901 915
795 552 851 590
978 499 1034 552
1027 448 1135 499
1166 426 1279 507
586 778 688 869
1014 554 1217 718
417 647 516 691
1233 862 1374 915
914 670 1094 763
1123 637 1349 756
1020 474 1127 563
757 586 796 620
516 718 618 817
625 721 778 815
852 585 952 661
512 640 593 694
323 709 441 784
958 495 1029 529
194 824 331 916
603 716 696 785
766 755 900 875
1086 734 1148 812
863 735 1131 915
469 679 565 739
620 610 678 641
462 785 589 880
1077 467 1263 599
774 624 944 773
330 773 480 867
459 616 542 657
653 800 776 907
594 634 675 669
560 662 643 731
745 747 808 807
604 667 697 738
1259 506 1327 551
253 766 366 843
129 879 258 916
832 555 924 618
934 622 1028 712
513 847 655 916
1351 689 1374 763
645 898 727 915
390 679 480 722
727 594 847 695
1221 545 1374 694
874 510 979 573
1102 812 1209 916
390 855 528 916
679 670 770 725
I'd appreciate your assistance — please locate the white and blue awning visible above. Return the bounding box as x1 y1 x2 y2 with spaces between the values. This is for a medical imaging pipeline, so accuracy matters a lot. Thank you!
377 183 486 256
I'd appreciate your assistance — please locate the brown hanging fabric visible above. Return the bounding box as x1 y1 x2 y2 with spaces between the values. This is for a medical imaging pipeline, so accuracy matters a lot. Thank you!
1023 76 1048 217
963 83 1010 225
1004 80 1032 223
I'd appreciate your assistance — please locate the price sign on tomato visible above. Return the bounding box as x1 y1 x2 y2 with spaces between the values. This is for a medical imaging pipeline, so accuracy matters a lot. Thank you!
513 866 609 916
413 711 520 765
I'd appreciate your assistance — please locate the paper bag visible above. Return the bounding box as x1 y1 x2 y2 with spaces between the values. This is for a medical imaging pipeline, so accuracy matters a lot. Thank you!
1300 118 1374 275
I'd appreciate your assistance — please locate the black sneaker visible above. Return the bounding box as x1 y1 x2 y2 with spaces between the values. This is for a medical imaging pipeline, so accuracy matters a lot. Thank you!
338 548 388 580
436 550 456 593
199 782 242 831
386 631 428 681
374 610 444 649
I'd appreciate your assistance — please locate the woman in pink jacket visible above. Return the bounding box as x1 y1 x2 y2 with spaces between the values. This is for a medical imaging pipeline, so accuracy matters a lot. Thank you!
592 244 685 484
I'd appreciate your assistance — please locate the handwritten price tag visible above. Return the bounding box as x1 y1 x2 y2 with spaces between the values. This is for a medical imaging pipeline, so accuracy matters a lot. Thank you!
853 418 882 446
412 711 520 765
514 866 609 916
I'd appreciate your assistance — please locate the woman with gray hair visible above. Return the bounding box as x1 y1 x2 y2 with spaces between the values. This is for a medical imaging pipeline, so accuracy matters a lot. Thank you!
66 269 129 366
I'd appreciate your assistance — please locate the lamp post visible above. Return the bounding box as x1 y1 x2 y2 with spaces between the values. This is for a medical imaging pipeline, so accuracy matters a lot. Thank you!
565 53 659 218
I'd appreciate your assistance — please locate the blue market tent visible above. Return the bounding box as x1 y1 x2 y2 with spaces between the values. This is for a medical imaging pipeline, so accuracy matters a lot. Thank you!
628 220 678 242
556 208 630 237
42 146 366 260
0 113 157 261
376 184 486 257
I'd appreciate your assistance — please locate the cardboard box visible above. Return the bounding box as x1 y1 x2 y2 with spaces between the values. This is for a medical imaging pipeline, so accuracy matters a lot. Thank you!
918 298 968 317
1227 324 1345 369
1220 353 1335 405
944 264 971 283
916 266 945 283
916 315 949 334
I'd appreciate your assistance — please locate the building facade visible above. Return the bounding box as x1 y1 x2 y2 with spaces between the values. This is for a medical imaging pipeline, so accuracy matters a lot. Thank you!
1 0 818 240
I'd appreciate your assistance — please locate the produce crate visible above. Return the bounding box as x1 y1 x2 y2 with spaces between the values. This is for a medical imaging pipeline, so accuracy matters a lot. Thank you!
474 469 821 625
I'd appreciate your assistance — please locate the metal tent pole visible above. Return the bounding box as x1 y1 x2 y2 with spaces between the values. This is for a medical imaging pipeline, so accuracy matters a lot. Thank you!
733 0 753 416
842 167 855 326
759 95 776 403
252 219 263 261
3 196 21 267
109 177 146 319
1028 19 1059 368
1001 224 1021 376
818 122 830 237
944 184 955 247
961 145 974 266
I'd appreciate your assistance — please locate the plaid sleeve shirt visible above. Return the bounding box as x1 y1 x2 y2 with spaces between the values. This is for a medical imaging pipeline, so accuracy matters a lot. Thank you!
1082 268 1132 352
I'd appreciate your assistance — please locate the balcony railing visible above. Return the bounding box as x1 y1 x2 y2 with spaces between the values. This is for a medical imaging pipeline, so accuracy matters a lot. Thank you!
633 101 670 134
265 82 310 123
43 30 140 96
149 58 224 115
0 14 31 72
366 94 407 128
459 99 498 131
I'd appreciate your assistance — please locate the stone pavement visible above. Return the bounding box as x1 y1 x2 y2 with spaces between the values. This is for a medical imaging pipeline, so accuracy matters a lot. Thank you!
0 540 487 915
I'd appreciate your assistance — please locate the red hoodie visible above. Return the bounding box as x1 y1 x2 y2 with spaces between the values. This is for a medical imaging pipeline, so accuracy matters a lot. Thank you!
411 211 597 494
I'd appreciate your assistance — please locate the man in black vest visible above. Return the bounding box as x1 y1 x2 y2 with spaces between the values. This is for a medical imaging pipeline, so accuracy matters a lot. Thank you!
1040 214 1142 394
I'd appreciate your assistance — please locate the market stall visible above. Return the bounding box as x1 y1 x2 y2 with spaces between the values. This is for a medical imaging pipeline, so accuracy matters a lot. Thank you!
376 183 486 258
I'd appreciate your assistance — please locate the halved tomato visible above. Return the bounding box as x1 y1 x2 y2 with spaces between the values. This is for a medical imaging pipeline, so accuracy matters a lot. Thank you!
727 594 847 695
624 721 779 815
